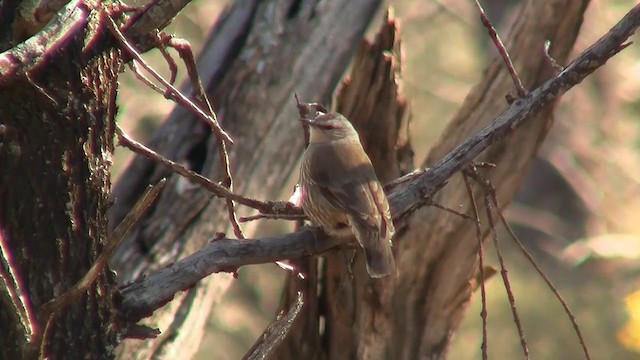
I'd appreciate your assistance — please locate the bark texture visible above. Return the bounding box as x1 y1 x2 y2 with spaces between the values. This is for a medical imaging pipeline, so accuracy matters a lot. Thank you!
0 7 122 359
108 1 383 358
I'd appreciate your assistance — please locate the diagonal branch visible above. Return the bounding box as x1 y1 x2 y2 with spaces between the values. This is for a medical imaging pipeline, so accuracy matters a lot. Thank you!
388 3 640 221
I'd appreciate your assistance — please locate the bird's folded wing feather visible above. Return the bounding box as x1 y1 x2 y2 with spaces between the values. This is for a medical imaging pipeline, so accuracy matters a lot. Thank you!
307 141 385 231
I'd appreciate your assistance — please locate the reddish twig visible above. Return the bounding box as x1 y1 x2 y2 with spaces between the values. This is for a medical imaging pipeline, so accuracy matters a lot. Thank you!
491 194 592 360
155 36 179 86
484 193 530 359
462 171 488 360
467 165 591 359
127 62 164 94
472 0 527 97
105 15 233 144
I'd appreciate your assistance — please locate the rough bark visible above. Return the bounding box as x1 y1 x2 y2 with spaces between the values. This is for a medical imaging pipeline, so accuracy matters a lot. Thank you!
274 0 590 359
0 5 122 359
108 1 383 358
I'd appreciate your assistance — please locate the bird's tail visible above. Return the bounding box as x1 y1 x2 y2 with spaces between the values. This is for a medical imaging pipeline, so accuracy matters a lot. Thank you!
349 217 396 278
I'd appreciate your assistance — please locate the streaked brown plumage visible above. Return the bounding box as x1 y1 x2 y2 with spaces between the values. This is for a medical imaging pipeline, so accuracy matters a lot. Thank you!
298 112 396 278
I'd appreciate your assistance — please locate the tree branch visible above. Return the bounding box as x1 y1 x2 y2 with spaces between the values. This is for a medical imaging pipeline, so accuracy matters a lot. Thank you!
0 0 196 87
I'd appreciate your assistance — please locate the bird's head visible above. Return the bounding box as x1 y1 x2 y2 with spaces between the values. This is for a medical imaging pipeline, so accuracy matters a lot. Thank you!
300 112 358 143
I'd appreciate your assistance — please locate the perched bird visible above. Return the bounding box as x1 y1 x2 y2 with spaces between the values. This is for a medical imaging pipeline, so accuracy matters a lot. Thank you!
298 111 396 278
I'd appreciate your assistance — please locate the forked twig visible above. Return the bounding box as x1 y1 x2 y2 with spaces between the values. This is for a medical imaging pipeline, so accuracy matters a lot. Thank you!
466 166 591 360
158 32 244 238
472 0 527 97
105 15 233 144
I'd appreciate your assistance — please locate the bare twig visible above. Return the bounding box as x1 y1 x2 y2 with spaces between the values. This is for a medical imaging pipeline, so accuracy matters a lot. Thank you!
127 62 165 94
429 201 478 222
462 171 488 360
105 15 234 144
484 193 529 359
115 125 303 217
543 40 564 74
491 194 592 360
472 0 527 97
155 36 179 86
159 32 244 238
243 292 304 360
239 213 308 223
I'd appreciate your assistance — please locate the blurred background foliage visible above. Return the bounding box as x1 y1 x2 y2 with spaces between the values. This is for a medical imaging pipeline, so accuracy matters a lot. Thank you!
114 0 640 358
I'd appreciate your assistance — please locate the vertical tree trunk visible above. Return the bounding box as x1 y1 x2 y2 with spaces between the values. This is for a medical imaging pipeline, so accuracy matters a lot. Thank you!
0 7 122 358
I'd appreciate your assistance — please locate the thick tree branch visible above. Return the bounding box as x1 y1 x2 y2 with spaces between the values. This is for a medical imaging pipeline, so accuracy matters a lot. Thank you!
117 3 640 323
0 0 195 87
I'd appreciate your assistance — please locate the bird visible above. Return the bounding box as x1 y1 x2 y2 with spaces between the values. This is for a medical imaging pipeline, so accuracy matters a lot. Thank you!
297 111 396 278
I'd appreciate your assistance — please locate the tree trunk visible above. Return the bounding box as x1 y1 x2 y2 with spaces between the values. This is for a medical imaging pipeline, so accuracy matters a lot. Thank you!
0 4 121 358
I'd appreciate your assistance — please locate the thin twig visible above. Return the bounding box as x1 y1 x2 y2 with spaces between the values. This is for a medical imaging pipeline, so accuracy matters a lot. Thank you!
242 292 304 360
156 36 178 86
115 125 303 217
462 171 488 360
159 33 244 238
484 194 529 359
105 15 233 144
491 194 592 360
127 62 164 94
472 0 527 97
239 213 308 223
430 201 478 222
0 229 37 340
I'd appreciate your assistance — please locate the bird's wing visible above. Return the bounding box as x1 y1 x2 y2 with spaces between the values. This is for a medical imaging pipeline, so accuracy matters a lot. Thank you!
307 141 388 232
